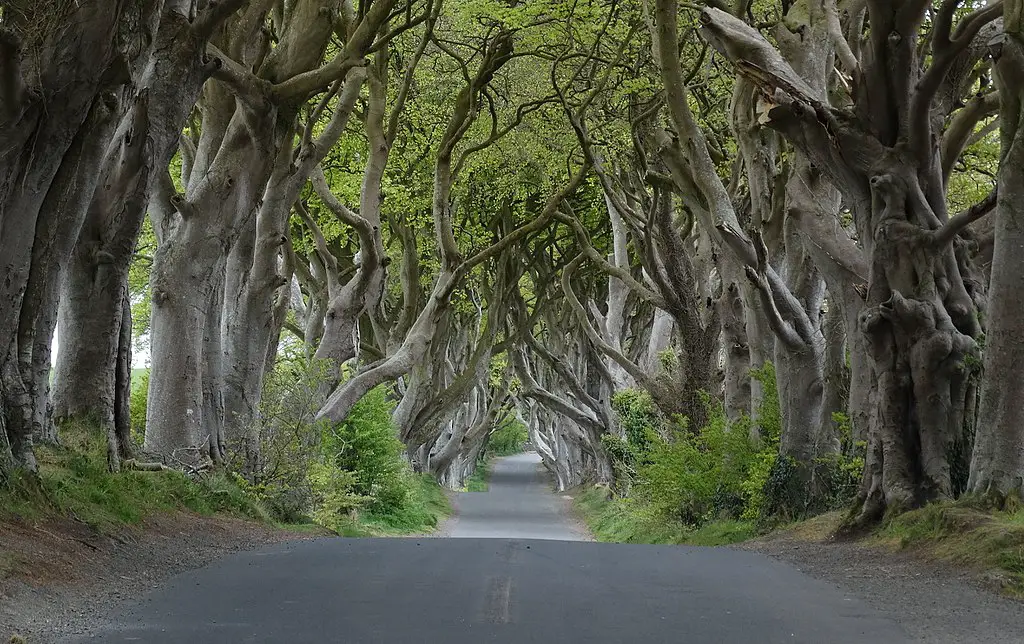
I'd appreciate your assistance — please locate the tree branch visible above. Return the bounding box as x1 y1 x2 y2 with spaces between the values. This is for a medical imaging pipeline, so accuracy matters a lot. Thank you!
932 189 997 247
192 0 248 40
910 1 1004 160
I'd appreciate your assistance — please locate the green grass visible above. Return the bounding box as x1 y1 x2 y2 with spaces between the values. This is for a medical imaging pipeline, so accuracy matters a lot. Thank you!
2 422 448 542
464 459 491 492
330 474 451 537
574 485 754 546
0 423 269 531
873 499 1024 596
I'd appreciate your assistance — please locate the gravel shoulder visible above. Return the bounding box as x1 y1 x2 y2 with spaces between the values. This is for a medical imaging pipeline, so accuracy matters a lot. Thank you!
0 512 327 643
737 518 1024 643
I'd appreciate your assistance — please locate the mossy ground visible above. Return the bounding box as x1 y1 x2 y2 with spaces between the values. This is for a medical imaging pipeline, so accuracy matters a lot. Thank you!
0 425 270 531
872 499 1024 597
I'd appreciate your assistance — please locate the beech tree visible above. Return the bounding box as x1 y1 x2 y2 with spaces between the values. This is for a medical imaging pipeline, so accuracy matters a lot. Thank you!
6 0 1024 538
969 0 1024 497
693 1 1001 524
1 1 155 474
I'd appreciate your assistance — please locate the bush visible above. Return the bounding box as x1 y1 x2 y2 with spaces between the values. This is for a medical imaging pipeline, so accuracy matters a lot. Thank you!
322 385 409 514
636 396 758 525
237 356 331 522
606 389 662 490
604 364 785 531
242 355 447 533
308 461 365 530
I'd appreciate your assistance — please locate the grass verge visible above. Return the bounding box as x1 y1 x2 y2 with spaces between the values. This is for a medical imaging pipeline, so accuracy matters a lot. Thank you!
573 485 754 546
873 500 1024 596
464 459 491 492
0 433 269 532
330 473 451 537
0 425 448 540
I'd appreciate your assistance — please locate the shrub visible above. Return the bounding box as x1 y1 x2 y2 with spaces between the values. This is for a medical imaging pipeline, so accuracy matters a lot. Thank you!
308 461 365 531
322 385 409 514
244 355 421 524
606 389 663 490
611 388 661 452
237 356 331 522
606 363 786 530
636 396 758 525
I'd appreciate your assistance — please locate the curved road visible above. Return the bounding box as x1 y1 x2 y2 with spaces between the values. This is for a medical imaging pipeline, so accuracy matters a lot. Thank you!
77 452 910 643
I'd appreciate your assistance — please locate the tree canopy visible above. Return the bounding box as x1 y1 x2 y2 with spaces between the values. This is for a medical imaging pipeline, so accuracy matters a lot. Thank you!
2 0 1021 533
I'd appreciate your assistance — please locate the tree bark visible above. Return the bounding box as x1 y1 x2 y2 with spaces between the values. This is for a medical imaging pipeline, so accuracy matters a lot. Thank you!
695 3 996 526
54 4 243 466
968 6 1024 497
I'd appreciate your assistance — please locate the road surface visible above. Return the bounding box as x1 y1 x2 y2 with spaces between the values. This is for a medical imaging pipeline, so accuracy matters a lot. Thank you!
447 452 588 540
76 452 910 643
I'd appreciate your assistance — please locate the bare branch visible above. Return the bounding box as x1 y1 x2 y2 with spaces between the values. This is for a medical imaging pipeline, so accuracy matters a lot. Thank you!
941 91 999 182
910 1 1004 160
208 44 272 106
932 189 997 247
556 212 667 308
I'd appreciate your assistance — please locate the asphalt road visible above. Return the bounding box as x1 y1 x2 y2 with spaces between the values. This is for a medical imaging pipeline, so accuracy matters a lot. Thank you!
448 452 588 540
76 453 911 643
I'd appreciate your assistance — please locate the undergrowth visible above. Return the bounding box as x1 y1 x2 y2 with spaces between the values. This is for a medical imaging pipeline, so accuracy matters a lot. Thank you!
0 424 269 531
875 498 1024 596
465 459 491 492
235 356 451 537
329 474 450 537
486 419 529 456
574 486 754 546
590 362 860 545
2 358 451 539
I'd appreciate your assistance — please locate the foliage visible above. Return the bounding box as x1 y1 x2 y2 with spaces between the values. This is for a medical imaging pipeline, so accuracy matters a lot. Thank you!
611 389 661 451
602 366 782 529
598 362 857 536
487 419 529 456
605 389 662 490
465 459 491 492
236 356 449 534
327 474 451 537
234 356 331 522
322 385 409 514
574 485 753 547
128 368 149 447
739 363 783 523
307 462 366 530
636 397 759 526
